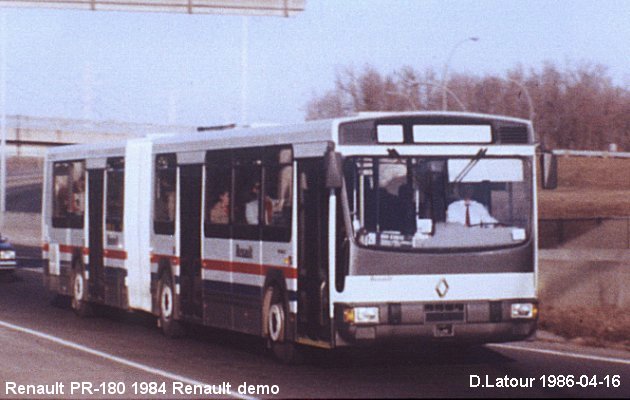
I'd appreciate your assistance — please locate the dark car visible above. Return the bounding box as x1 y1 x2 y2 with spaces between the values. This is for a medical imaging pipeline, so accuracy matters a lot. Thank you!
0 236 17 272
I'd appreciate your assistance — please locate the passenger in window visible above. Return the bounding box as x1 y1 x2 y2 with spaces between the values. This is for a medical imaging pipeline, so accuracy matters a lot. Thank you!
210 190 230 224
54 176 70 217
276 165 292 213
447 184 497 227
277 152 292 202
71 172 86 215
260 166 290 228
156 178 176 222
245 182 261 224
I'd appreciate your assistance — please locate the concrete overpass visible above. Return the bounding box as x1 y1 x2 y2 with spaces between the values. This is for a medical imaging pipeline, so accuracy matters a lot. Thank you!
4 115 196 157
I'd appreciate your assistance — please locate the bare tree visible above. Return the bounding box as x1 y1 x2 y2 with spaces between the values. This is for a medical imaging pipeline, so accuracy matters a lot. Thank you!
305 62 630 150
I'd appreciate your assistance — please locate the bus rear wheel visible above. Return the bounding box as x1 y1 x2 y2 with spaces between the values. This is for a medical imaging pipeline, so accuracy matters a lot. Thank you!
264 286 302 364
158 272 185 338
71 267 93 317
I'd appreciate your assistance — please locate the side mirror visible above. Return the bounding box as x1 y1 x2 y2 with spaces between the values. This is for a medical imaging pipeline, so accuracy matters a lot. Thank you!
324 149 344 189
540 151 557 190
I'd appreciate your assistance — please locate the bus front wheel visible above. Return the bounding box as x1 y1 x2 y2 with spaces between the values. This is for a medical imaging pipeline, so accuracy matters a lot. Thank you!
264 286 302 364
158 273 185 338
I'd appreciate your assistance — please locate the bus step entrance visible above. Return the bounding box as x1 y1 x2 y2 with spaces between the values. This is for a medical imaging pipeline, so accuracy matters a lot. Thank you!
434 324 454 337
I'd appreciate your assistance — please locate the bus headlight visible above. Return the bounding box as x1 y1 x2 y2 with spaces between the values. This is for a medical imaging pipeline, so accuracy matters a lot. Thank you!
511 303 537 319
0 250 15 260
343 307 380 324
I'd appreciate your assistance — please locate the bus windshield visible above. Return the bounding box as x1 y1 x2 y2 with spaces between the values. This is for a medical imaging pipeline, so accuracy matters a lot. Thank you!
344 155 532 250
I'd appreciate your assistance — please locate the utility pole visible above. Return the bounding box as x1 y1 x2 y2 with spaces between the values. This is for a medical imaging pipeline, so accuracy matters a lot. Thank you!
240 16 249 127
0 10 7 229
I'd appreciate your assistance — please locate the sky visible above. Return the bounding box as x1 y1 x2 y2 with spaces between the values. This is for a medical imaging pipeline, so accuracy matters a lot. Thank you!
3 0 630 127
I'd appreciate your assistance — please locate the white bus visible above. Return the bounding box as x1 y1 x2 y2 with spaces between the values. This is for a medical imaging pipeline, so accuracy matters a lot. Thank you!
42 112 539 362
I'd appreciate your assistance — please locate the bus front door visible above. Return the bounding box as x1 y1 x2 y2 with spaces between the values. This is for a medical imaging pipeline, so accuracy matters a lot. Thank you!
88 169 105 302
297 159 331 342
179 164 203 319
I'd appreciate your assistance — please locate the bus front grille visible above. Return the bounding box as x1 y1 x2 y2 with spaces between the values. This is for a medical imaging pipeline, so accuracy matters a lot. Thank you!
424 303 465 322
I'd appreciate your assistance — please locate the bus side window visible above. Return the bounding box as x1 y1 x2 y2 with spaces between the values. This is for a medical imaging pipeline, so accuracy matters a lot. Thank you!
52 160 85 229
70 162 86 224
234 163 262 226
154 153 176 235
205 166 231 225
52 162 71 226
204 150 232 238
263 147 292 228
105 157 124 232
261 146 292 242
229 148 262 229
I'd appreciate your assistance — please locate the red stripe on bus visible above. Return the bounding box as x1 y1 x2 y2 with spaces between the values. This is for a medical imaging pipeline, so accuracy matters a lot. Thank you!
201 259 231 272
59 245 74 253
150 254 180 265
202 258 297 279
103 249 127 260
56 244 89 255
42 243 49 251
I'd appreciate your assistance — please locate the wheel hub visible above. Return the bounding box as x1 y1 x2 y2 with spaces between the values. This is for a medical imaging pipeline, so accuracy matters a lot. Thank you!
74 273 84 300
161 285 173 319
268 303 284 342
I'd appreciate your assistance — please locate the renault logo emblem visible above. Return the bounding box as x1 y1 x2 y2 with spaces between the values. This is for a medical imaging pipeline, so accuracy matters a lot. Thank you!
436 278 449 298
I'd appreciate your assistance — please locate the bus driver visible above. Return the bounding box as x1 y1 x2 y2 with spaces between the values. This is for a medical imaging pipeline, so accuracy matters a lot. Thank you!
446 184 497 227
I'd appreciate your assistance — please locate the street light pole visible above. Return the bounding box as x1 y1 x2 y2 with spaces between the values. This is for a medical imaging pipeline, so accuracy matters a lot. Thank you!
387 80 467 112
506 77 540 147
386 90 418 110
426 81 467 112
441 37 478 111
506 78 535 122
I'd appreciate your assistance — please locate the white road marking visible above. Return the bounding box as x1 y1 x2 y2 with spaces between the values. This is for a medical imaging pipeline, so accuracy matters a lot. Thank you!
17 271 626 374
0 319 256 400
489 343 630 365
19 266 43 273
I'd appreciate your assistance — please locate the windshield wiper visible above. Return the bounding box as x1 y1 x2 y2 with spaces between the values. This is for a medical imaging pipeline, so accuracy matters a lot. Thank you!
454 148 487 183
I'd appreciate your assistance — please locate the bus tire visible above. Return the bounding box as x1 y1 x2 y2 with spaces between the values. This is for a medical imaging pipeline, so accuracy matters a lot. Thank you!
158 272 185 338
264 286 303 364
71 267 93 318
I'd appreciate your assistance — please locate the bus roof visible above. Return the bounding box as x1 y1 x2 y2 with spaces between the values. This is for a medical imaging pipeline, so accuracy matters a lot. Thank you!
151 118 335 153
46 111 534 161
337 111 531 126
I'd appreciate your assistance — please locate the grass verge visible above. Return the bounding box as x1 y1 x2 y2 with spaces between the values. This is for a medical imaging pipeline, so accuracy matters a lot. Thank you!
539 305 630 351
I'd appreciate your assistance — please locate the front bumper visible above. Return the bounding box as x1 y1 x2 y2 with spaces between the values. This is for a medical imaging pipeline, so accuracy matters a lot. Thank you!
335 299 537 346
0 260 17 270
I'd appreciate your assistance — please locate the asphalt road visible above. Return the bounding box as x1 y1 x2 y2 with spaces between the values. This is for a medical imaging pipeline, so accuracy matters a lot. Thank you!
0 265 628 399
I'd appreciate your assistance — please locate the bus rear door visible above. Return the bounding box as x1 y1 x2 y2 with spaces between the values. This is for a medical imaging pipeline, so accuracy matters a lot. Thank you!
88 168 105 302
179 164 204 319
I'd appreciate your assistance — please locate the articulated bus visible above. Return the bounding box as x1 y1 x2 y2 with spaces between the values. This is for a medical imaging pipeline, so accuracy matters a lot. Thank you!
42 112 538 362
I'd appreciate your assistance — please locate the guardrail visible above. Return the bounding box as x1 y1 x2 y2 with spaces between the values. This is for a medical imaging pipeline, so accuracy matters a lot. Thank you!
552 149 630 159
